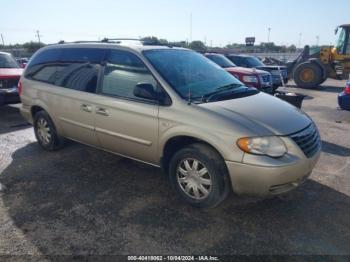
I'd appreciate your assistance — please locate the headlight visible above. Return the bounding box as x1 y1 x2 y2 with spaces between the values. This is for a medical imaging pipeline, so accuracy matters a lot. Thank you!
237 136 287 158
242 75 258 83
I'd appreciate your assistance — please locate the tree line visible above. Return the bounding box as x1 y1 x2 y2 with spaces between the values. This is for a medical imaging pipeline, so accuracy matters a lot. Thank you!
0 37 300 54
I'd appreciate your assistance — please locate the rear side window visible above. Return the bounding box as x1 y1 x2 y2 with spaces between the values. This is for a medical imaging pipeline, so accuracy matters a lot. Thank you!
25 47 106 93
25 49 62 80
55 63 101 93
228 56 242 66
60 48 106 63
27 49 61 68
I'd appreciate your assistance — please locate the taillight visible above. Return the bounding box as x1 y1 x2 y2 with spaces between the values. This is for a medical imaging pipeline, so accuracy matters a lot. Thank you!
345 86 350 95
18 80 23 96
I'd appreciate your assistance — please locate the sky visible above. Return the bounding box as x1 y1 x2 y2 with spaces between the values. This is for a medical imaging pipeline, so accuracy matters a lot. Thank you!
1 0 349 47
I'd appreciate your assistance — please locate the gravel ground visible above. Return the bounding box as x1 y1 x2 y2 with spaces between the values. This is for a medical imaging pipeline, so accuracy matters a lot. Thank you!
0 79 349 257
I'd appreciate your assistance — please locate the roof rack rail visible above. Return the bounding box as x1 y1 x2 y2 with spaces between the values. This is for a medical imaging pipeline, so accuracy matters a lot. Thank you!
101 38 141 43
56 38 179 47
58 40 102 44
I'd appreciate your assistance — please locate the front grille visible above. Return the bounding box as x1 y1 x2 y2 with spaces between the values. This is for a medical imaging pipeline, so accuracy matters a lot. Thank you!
0 77 20 89
290 124 321 158
260 74 271 83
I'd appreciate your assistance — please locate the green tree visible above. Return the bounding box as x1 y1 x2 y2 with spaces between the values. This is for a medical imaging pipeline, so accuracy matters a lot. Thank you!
189 41 206 51
22 41 45 53
287 44 297 52
141 36 161 44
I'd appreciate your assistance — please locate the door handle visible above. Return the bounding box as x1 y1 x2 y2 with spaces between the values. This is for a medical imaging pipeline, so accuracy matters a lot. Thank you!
96 107 109 116
80 104 92 112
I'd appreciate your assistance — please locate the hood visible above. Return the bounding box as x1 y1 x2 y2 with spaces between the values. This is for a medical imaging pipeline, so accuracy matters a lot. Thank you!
0 68 23 78
255 65 287 71
225 66 269 75
199 92 311 136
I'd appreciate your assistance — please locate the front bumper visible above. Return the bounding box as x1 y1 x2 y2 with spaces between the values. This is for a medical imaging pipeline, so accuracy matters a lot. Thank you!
0 88 20 105
272 76 289 86
225 136 321 196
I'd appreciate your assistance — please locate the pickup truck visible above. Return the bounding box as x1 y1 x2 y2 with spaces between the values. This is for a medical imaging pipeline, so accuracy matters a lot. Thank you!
226 54 288 91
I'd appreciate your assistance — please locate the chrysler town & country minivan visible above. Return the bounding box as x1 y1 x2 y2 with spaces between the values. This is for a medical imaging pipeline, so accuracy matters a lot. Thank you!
19 40 321 208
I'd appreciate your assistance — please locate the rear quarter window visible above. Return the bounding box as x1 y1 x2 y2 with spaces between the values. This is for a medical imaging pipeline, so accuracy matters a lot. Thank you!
25 49 62 78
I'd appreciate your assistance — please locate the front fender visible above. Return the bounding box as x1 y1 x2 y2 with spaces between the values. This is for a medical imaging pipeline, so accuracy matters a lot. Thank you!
159 124 244 163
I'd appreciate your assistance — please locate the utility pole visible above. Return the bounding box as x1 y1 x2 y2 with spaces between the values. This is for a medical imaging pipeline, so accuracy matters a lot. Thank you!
35 30 42 43
1 34 4 46
267 27 271 53
316 35 320 46
189 13 193 43
298 33 302 49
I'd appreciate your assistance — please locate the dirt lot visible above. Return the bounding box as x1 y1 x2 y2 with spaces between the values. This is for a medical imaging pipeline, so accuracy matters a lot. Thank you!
0 79 349 257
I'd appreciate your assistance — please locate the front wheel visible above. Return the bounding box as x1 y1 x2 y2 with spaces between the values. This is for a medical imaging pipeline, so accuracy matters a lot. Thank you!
293 62 323 88
168 143 230 208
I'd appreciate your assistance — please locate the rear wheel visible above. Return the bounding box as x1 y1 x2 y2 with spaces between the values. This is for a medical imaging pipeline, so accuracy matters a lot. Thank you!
34 111 64 151
293 62 323 88
168 143 230 208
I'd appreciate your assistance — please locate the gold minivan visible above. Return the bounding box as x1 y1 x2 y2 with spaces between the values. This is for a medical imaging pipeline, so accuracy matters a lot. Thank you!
19 40 321 208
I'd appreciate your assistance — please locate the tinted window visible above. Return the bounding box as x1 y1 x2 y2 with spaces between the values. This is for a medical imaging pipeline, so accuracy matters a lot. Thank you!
26 47 104 93
101 50 158 101
206 54 236 68
60 48 106 63
28 65 65 83
28 49 61 67
227 56 244 66
55 63 100 93
25 49 62 78
0 53 20 68
245 56 265 67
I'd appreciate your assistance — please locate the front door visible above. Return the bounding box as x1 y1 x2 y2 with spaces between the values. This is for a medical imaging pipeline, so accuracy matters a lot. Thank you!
95 49 159 164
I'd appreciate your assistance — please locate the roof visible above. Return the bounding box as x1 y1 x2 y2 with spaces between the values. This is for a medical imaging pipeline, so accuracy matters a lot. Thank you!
339 24 350 28
226 54 251 57
45 39 187 54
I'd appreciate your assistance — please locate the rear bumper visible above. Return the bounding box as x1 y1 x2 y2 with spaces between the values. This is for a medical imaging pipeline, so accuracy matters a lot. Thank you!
20 104 33 124
338 92 350 111
0 89 20 105
225 148 321 196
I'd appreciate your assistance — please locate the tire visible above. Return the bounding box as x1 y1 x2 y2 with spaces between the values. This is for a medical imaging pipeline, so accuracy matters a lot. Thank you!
293 62 323 88
168 143 231 208
33 111 64 151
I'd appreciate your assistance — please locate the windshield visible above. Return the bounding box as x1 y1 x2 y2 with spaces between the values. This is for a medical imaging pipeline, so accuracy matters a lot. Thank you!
143 49 245 99
0 53 20 68
206 54 236 68
245 56 265 67
336 27 350 54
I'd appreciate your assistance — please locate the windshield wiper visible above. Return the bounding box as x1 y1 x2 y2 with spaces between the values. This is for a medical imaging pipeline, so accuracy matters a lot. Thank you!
201 83 244 102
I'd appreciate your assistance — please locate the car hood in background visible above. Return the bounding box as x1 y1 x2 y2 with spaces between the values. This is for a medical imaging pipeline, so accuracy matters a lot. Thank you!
199 92 311 136
0 68 23 78
225 66 270 75
254 65 287 72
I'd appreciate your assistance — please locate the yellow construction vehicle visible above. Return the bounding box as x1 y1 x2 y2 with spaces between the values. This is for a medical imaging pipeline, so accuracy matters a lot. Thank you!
290 24 350 88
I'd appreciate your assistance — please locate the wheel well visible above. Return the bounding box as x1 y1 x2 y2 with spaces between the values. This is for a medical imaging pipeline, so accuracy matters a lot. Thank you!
31 105 45 118
161 136 221 173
